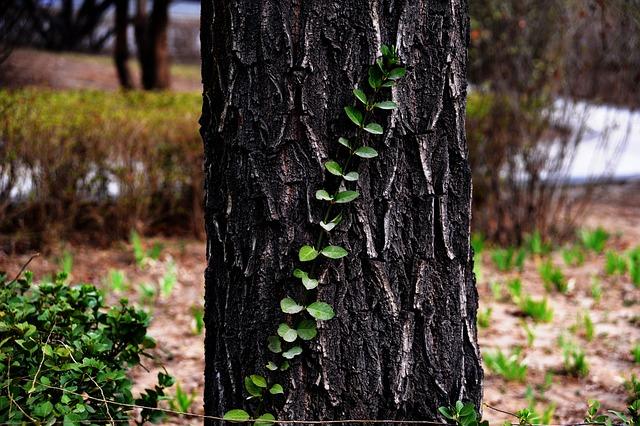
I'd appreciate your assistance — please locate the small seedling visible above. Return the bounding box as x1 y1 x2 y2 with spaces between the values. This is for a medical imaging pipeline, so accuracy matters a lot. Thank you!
58 250 74 279
130 230 165 268
483 348 527 382
562 245 585 267
160 260 177 299
139 282 157 304
590 278 603 303
168 382 196 414
491 247 526 272
525 230 551 256
559 336 589 377
520 320 536 347
578 227 609 253
571 311 595 342
191 305 205 335
477 307 492 329
506 278 523 303
605 250 628 276
631 343 640 364
539 260 568 294
489 281 504 301
625 374 640 402
629 246 640 287
609 399 640 425
472 233 485 255
104 269 128 294
519 295 553 323
584 400 610 424
514 407 539 425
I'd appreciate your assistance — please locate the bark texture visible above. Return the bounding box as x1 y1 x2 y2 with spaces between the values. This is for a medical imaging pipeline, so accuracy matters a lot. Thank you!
201 0 482 422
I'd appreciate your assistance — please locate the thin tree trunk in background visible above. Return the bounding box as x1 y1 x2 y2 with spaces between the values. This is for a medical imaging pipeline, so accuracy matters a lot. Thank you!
113 0 132 89
201 0 482 422
134 0 170 90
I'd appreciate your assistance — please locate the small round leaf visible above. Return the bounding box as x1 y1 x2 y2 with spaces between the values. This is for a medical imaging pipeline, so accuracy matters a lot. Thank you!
299 245 319 262
324 160 343 176
335 191 359 204
374 101 397 110
321 245 348 259
297 319 318 340
307 302 335 320
364 122 383 134
269 384 284 395
344 106 363 126
223 409 251 422
277 323 298 342
343 171 359 182
338 137 352 149
267 335 282 353
315 190 333 201
282 346 303 359
255 413 276 426
250 374 267 388
353 88 367 105
354 146 378 158
280 297 304 314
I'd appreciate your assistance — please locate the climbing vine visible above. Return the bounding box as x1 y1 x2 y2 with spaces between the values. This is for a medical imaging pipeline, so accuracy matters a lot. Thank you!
223 45 406 424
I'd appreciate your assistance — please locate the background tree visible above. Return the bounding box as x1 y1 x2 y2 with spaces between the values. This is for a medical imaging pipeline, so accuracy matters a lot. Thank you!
134 0 171 90
201 0 482 422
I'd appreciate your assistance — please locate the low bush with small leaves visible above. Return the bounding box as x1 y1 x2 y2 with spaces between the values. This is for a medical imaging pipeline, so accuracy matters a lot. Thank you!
0 270 173 424
483 348 528 382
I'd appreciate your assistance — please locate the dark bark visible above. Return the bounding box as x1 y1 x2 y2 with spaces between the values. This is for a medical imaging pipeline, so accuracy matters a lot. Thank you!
134 0 170 90
113 0 132 89
201 0 482 423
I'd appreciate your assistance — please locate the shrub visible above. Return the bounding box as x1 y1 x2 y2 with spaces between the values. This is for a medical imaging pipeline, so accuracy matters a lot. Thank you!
0 88 203 250
0 270 173 423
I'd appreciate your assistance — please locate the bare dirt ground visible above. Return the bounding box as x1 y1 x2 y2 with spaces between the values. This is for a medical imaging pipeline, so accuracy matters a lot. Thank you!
0 48 201 92
1 181 639 425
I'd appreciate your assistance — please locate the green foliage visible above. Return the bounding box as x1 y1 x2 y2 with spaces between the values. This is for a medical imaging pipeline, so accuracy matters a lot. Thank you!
625 375 640 403
590 277 603 303
483 348 527 382
578 227 609 253
524 231 551 256
539 260 568 294
477 307 492 329
159 260 177 299
130 231 164 269
520 320 536 347
491 247 526 272
629 246 640 287
584 399 610 425
225 44 407 423
58 251 74 278
104 268 128 294
605 250 628 276
0 271 172 424
438 401 487 426
514 407 539 425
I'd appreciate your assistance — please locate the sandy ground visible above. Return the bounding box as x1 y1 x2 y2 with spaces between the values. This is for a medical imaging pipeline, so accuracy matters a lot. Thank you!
1 181 639 425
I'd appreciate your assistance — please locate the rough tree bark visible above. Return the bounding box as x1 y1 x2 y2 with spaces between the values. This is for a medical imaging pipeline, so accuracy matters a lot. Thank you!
201 0 482 422
113 0 132 89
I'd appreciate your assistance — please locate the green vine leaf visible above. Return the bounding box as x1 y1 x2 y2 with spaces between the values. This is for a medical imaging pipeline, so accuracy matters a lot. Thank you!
280 361 290 371
364 122 383 134
255 413 276 426
335 191 359 204
280 297 304 314
298 245 319 262
297 319 318 340
388 67 406 80
269 384 284 395
282 346 303 359
307 302 336 320
223 409 251 422
381 80 395 88
244 376 263 397
267 336 282 353
293 268 306 279
250 375 268 388
266 361 278 371
319 213 343 233
368 66 383 89
277 323 298 343
324 160 343 176
374 101 397 110
344 106 363 126
354 146 378 158
321 245 348 259
301 274 319 290
315 189 333 201
353 88 367 105
338 137 352 149
343 171 359 182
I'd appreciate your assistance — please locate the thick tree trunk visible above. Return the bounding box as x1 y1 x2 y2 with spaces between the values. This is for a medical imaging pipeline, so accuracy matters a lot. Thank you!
201 0 482 423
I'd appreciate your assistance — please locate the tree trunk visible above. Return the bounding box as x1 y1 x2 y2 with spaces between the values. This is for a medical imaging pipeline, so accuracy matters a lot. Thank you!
201 0 482 423
113 0 132 89
134 0 170 90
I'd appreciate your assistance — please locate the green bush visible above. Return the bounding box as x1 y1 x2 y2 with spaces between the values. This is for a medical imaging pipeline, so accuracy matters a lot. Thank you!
0 270 173 423
0 88 202 249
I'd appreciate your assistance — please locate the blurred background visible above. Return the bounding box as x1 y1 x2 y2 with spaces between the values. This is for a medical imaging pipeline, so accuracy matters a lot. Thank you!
0 0 639 423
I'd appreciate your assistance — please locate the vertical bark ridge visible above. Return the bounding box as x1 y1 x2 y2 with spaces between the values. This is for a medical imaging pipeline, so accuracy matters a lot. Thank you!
201 0 482 422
